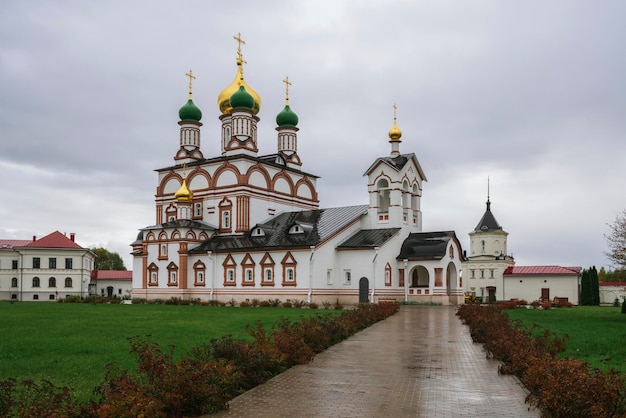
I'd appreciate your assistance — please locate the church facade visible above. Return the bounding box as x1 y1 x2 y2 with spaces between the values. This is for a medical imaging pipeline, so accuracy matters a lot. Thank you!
131 37 464 305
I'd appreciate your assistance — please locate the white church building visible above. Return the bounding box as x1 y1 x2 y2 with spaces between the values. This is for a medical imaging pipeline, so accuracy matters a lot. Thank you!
131 37 464 305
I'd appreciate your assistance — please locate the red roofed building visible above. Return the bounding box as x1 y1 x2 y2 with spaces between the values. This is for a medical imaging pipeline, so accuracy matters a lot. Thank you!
90 270 133 298
462 195 581 304
0 231 95 301
503 266 581 304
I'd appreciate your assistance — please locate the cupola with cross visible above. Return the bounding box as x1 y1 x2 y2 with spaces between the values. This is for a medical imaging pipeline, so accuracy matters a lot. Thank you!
219 33 260 157
276 76 301 168
175 70 204 163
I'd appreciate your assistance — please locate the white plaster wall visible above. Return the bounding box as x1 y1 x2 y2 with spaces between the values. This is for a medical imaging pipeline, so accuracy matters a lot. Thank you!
503 275 579 304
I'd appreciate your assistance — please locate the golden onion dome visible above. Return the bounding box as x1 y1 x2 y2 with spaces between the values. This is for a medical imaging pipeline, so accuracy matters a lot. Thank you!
388 103 402 141
217 62 261 115
388 120 402 141
175 179 193 202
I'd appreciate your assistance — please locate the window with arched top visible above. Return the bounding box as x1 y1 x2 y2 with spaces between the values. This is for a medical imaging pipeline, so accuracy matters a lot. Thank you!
377 178 390 220
32 277 40 288
65 277 72 288
481 240 486 253
384 263 392 286
48 277 56 288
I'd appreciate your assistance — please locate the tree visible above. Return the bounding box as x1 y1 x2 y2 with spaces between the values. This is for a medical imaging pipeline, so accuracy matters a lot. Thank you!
605 210 626 269
91 248 126 270
580 269 592 306
590 266 600 306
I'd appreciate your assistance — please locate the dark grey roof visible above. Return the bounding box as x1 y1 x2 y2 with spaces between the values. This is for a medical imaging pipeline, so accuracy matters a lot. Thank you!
337 228 401 249
190 205 368 253
363 153 427 182
474 200 502 232
397 231 460 260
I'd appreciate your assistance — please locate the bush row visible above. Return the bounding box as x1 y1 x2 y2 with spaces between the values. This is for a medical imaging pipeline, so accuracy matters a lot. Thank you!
456 304 626 417
0 302 398 417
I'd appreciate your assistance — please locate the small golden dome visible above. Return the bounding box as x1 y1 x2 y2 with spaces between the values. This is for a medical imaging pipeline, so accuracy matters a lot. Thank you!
175 179 193 202
388 103 402 141
217 62 261 115
388 120 402 141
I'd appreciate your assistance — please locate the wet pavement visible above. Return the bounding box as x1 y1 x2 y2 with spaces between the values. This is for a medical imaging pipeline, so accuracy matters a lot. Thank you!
209 305 540 417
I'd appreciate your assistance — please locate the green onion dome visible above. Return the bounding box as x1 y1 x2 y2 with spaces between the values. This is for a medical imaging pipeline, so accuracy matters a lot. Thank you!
276 104 299 127
178 99 202 122
229 85 255 110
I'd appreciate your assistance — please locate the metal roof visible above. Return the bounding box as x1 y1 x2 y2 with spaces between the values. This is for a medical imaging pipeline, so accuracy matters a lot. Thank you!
337 228 401 249
191 205 368 253
504 266 581 276
19 231 84 249
363 153 427 182
474 200 503 232
397 231 459 260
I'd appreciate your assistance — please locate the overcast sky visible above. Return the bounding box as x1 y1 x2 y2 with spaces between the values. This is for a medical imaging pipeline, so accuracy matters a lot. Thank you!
1 1 625 270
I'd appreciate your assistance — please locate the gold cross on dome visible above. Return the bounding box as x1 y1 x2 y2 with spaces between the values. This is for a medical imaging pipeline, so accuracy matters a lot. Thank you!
185 70 196 98
234 32 246 65
393 103 398 121
283 76 292 103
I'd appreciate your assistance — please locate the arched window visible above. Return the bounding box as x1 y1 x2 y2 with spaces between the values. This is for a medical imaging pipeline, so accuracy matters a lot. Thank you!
11 277 17 287
481 240 486 253
402 181 409 222
377 178 390 221
65 277 72 288
385 263 392 286
48 277 56 287
32 277 40 288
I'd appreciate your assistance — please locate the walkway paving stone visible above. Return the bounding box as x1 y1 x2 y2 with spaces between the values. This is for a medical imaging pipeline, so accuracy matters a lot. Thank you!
209 305 540 417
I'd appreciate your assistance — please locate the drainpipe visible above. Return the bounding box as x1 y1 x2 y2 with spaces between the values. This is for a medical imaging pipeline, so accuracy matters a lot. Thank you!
208 251 214 301
308 246 315 304
371 247 378 303
403 259 408 303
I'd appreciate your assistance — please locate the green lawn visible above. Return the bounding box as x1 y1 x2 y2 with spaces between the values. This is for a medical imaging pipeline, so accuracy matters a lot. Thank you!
505 306 626 372
0 302 336 402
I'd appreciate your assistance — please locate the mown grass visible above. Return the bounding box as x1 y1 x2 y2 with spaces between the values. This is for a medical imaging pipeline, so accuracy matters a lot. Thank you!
505 306 626 372
0 302 337 402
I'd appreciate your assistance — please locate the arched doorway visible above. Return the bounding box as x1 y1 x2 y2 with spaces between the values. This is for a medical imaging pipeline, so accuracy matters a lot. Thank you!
359 277 369 303
446 262 458 295
411 266 429 288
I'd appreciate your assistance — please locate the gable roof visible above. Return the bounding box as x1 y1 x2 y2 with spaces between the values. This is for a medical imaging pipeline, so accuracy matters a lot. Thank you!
363 153 427 182
91 270 133 281
22 231 83 249
337 228 401 249
504 266 581 276
397 231 460 261
191 205 368 253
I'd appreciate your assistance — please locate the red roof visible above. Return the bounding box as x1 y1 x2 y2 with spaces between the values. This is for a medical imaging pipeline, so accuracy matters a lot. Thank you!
0 240 32 249
599 282 626 286
91 270 132 281
24 231 83 249
504 266 581 276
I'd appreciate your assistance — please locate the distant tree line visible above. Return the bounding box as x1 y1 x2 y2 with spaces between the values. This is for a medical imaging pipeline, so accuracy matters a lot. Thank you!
598 267 626 282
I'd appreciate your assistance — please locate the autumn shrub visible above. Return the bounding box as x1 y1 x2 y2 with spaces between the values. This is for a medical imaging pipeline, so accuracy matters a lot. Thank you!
498 300 518 309
281 301 293 308
0 378 79 418
308 302 319 309
92 337 241 417
457 304 626 418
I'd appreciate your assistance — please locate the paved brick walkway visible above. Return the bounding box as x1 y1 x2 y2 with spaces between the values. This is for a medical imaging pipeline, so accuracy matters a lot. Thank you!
209 305 539 417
